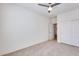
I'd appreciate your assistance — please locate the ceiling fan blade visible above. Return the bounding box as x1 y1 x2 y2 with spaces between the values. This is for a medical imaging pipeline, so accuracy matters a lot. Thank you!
51 3 61 7
38 4 49 7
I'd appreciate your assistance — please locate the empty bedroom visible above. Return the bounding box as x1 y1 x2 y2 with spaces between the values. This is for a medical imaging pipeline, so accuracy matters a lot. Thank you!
0 3 79 56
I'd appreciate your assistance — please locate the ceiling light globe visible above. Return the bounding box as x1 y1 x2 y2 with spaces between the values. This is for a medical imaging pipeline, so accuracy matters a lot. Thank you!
48 7 52 11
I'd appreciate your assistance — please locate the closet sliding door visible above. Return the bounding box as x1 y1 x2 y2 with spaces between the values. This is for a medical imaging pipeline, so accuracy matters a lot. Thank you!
71 19 79 46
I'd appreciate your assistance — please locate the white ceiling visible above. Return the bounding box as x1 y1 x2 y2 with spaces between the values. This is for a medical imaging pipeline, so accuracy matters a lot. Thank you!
16 3 79 18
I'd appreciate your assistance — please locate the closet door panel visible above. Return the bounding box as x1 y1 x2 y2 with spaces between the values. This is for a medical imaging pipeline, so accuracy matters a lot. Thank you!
71 20 79 46
60 22 71 43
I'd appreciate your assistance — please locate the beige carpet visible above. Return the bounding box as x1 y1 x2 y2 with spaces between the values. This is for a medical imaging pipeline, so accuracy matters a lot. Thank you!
4 40 79 56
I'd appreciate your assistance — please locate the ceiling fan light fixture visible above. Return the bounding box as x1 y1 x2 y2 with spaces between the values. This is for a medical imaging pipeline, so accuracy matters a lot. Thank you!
48 6 52 11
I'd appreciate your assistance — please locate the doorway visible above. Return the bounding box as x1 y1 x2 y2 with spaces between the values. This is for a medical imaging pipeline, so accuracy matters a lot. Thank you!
53 24 57 40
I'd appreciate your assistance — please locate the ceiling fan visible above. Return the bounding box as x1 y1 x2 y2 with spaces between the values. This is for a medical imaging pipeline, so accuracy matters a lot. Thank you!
38 3 61 13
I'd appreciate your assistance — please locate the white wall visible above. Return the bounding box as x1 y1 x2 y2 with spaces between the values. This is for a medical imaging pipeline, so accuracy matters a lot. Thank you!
57 8 79 47
52 17 57 24
0 4 49 55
